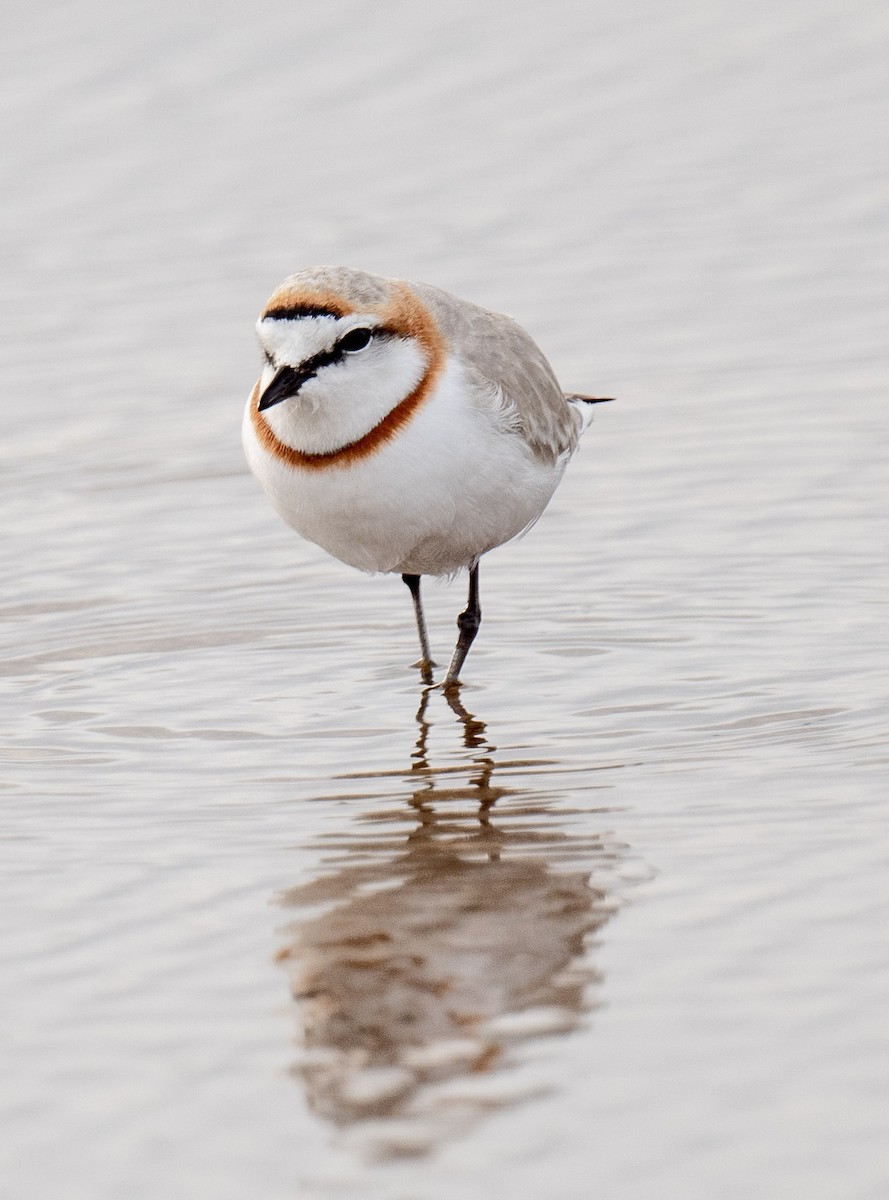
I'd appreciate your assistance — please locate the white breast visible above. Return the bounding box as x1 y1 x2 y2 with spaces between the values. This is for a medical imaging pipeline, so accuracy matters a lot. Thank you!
242 358 568 576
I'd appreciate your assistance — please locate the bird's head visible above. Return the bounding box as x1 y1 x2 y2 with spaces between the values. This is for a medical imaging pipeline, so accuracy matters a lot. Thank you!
251 267 446 459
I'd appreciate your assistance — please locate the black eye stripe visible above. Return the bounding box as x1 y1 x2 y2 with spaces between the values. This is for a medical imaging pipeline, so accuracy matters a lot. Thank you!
315 327 396 370
261 327 399 382
292 333 377 379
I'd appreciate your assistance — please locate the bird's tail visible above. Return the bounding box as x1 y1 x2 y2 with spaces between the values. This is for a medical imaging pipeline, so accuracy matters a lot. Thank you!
565 393 614 434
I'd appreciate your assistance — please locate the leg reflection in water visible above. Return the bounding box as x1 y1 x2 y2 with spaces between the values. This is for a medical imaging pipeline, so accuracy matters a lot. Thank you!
275 689 631 1160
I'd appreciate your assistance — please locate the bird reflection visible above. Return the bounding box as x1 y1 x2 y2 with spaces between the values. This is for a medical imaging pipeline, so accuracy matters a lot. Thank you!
275 689 626 1160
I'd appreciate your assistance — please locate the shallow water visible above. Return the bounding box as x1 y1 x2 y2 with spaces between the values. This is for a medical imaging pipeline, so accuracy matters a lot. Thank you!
2 1 888 1197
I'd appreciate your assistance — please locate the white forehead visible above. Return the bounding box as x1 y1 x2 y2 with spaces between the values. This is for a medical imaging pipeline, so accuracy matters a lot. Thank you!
257 313 381 363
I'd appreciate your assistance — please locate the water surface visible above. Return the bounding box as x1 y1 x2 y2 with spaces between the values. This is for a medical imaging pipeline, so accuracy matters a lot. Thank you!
2 2 888 1198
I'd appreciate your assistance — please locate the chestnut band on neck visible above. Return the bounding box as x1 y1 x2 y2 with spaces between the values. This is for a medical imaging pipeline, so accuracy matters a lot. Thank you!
248 362 439 472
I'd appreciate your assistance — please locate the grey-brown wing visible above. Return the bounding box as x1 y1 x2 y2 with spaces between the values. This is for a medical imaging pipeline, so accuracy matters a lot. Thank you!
413 282 581 462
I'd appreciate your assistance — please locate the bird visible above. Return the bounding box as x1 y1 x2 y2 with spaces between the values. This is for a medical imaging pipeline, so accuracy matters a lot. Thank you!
242 266 611 687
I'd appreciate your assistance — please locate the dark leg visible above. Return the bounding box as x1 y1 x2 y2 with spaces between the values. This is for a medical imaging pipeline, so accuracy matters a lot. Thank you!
402 573 436 683
443 562 481 687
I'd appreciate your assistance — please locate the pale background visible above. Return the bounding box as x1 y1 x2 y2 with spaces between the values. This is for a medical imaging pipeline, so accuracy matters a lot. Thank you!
2 2 887 1198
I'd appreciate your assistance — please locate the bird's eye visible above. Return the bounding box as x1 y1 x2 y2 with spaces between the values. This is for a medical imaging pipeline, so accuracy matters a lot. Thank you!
340 327 372 353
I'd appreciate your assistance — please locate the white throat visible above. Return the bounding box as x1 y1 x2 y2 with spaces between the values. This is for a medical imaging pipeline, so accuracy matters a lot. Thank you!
259 337 427 456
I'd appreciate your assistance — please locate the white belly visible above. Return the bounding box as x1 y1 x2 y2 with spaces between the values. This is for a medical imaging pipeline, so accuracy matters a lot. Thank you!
242 367 566 577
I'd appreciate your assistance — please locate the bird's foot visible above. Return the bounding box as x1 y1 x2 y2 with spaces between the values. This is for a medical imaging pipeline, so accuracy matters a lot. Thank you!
411 657 437 685
436 674 464 694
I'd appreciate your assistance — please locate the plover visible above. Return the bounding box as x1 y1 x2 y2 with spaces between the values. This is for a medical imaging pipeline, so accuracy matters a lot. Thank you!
243 267 610 686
